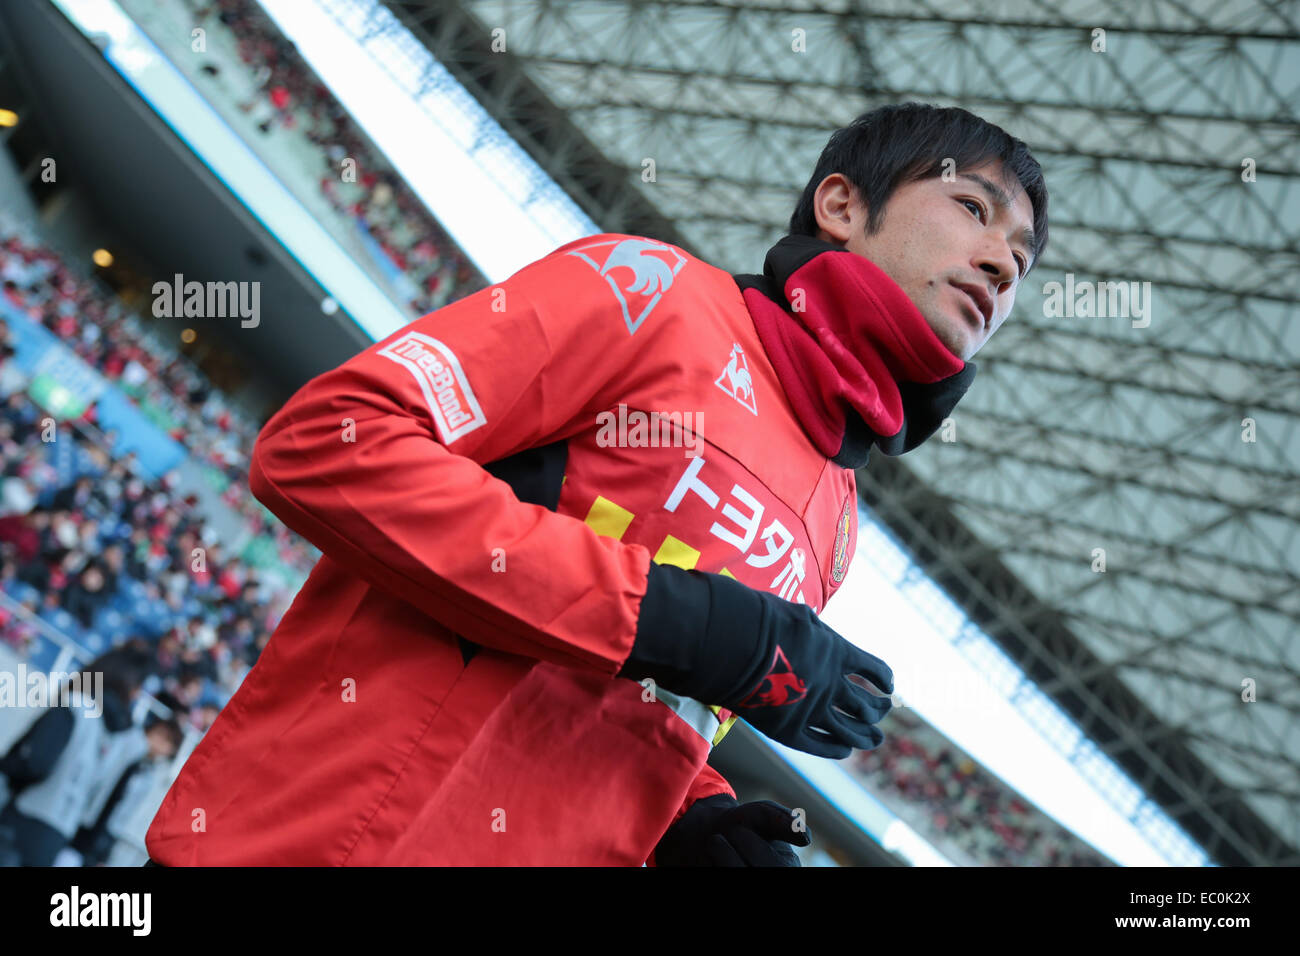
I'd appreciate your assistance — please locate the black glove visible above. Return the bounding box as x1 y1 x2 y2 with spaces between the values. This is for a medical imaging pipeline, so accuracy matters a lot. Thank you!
619 562 894 759
653 794 810 866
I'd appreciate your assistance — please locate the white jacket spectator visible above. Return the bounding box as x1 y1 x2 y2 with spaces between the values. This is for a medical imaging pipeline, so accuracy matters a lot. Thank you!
13 691 138 841
121 358 149 389
0 476 36 517
0 357 27 400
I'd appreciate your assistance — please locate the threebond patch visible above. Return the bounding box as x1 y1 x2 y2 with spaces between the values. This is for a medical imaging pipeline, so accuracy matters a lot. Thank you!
379 331 487 444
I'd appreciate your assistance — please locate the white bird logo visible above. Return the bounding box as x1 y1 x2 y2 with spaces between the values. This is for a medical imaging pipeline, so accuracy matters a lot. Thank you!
598 239 678 297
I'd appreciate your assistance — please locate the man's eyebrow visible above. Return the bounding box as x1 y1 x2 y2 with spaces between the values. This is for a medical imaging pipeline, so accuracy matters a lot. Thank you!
957 172 1036 262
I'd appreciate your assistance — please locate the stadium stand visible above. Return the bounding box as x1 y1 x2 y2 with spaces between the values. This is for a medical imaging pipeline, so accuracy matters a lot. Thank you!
0 219 312 865
122 0 489 317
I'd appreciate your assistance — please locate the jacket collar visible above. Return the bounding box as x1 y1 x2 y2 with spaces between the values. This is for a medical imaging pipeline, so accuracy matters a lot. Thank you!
734 234 976 469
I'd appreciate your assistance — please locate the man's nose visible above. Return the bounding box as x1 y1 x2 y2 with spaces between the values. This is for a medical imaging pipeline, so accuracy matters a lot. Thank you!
976 240 1018 295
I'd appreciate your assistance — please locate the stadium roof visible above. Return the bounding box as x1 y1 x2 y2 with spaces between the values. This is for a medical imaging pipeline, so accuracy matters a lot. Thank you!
372 0 1300 864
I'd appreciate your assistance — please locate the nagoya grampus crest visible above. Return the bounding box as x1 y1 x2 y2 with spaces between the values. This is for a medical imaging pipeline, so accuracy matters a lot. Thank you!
737 645 808 708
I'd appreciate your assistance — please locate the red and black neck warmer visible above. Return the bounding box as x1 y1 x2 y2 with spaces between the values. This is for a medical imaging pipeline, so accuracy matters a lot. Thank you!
733 234 976 470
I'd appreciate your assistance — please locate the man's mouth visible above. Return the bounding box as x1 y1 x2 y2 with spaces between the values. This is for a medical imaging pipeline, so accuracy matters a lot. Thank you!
951 281 992 330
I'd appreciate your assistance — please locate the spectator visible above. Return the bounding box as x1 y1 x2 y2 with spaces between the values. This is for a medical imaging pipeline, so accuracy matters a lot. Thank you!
0 467 36 519
0 646 152 866
51 475 95 514
0 321 27 399
71 716 183 867
62 560 110 629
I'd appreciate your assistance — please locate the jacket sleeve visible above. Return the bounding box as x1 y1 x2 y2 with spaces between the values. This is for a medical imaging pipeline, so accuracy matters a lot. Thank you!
248 238 671 676
645 762 737 867
0 705 74 787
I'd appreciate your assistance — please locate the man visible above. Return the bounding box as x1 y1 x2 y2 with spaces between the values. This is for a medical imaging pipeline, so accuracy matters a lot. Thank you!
145 102 1047 867
72 716 184 867
0 646 152 866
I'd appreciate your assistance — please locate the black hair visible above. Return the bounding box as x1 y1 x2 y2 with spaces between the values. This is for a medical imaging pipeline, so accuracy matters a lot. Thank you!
69 644 153 703
149 689 185 716
789 102 1049 272
145 717 184 752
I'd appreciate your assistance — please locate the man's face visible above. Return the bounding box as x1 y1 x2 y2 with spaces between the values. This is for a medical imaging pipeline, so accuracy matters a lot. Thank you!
147 726 178 759
814 160 1037 361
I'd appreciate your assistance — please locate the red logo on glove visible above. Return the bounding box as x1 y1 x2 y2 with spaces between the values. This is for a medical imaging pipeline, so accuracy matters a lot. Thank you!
736 645 807 708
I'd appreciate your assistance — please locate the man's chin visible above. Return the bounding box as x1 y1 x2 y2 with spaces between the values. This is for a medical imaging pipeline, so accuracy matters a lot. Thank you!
915 304 974 360
928 317 971 362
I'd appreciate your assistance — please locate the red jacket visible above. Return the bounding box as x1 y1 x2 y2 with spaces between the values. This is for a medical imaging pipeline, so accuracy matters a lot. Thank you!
145 233 858 865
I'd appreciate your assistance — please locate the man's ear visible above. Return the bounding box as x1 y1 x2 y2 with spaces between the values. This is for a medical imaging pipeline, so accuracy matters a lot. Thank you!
812 173 859 243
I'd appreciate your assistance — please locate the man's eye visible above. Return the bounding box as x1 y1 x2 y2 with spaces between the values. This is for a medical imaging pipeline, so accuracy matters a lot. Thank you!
961 197 1026 278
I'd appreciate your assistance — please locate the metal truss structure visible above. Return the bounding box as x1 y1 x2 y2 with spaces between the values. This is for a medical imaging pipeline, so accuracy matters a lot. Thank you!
369 0 1299 864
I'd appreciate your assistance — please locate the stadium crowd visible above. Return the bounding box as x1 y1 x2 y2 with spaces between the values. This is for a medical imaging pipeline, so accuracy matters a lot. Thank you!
851 708 1112 866
0 224 316 572
182 0 487 316
0 225 309 865
0 372 279 695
